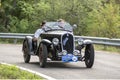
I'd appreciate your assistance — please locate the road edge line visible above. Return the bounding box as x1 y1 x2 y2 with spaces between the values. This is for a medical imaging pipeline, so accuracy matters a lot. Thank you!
0 62 56 80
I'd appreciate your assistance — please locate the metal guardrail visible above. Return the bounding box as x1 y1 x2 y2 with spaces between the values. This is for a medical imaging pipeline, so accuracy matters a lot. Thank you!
75 36 120 47
0 33 33 39
0 33 120 47
0 33 33 43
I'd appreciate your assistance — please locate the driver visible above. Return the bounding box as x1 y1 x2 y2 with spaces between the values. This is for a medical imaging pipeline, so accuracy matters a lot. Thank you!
57 19 65 28
32 21 46 53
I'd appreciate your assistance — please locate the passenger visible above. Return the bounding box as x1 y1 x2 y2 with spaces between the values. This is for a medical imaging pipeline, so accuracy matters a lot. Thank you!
57 19 65 28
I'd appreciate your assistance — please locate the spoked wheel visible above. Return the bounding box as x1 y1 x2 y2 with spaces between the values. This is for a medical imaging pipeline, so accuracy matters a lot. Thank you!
85 44 94 68
39 43 48 68
23 40 31 63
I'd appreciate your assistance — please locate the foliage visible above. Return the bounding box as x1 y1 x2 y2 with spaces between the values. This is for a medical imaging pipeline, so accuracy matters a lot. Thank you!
94 45 120 53
0 0 120 38
0 0 1 8
0 64 43 79
86 0 120 38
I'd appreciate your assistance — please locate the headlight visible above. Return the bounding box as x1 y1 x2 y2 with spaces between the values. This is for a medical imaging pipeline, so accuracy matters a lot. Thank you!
52 38 59 45
62 50 67 55
78 38 83 45
73 50 80 55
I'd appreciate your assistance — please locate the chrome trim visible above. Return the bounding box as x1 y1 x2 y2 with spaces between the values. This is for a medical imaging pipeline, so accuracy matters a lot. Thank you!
83 39 92 44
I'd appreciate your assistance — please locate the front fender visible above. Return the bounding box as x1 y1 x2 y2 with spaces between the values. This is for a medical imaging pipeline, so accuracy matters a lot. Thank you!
36 39 52 55
83 39 93 45
23 36 33 52
25 36 33 46
40 39 52 46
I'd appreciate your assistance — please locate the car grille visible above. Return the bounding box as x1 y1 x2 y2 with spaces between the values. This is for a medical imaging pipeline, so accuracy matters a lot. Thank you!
62 33 74 53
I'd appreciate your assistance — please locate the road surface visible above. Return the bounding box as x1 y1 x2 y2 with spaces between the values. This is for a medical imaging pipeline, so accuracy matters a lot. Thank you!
0 44 120 79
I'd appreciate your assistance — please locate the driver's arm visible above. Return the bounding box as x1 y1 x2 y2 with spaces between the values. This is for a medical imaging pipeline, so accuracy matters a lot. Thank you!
34 29 44 39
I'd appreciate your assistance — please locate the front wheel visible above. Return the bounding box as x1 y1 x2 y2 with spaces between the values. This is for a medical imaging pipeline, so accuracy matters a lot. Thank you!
22 39 31 63
85 44 94 68
39 43 48 68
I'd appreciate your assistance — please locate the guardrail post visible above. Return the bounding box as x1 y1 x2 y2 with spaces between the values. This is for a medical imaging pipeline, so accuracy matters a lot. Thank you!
103 44 107 50
14 39 17 44
103 39 107 50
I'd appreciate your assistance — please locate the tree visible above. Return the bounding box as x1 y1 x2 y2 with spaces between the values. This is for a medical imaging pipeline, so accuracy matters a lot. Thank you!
0 0 119 38
0 0 1 8
86 0 120 38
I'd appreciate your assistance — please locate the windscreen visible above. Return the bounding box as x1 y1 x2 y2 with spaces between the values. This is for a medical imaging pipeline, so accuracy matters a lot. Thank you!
44 22 73 32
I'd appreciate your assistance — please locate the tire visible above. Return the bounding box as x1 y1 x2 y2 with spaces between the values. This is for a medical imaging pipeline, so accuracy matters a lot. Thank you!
23 40 31 63
85 44 94 68
39 43 48 68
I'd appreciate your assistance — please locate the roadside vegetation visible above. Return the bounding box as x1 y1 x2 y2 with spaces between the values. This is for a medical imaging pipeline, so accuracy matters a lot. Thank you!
0 0 119 53
0 38 23 44
0 0 120 38
0 64 44 79
94 45 120 53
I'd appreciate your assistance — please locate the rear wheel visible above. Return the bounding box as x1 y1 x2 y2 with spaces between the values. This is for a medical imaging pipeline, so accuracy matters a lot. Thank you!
39 43 48 68
23 40 31 63
85 44 94 68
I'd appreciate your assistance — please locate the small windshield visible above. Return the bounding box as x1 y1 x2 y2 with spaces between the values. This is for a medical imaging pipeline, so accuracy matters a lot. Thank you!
44 22 73 32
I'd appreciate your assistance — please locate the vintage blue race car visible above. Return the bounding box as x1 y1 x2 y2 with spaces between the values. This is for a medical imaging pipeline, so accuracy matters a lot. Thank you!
22 22 95 68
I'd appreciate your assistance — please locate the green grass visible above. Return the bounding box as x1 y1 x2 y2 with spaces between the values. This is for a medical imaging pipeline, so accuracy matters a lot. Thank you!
94 45 120 53
0 39 23 44
0 64 44 79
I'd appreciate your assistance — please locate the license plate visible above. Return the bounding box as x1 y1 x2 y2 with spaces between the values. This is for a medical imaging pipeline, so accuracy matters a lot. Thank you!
62 54 78 62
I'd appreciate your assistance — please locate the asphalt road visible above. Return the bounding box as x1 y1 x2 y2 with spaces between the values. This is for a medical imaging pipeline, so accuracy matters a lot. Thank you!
0 44 120 79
